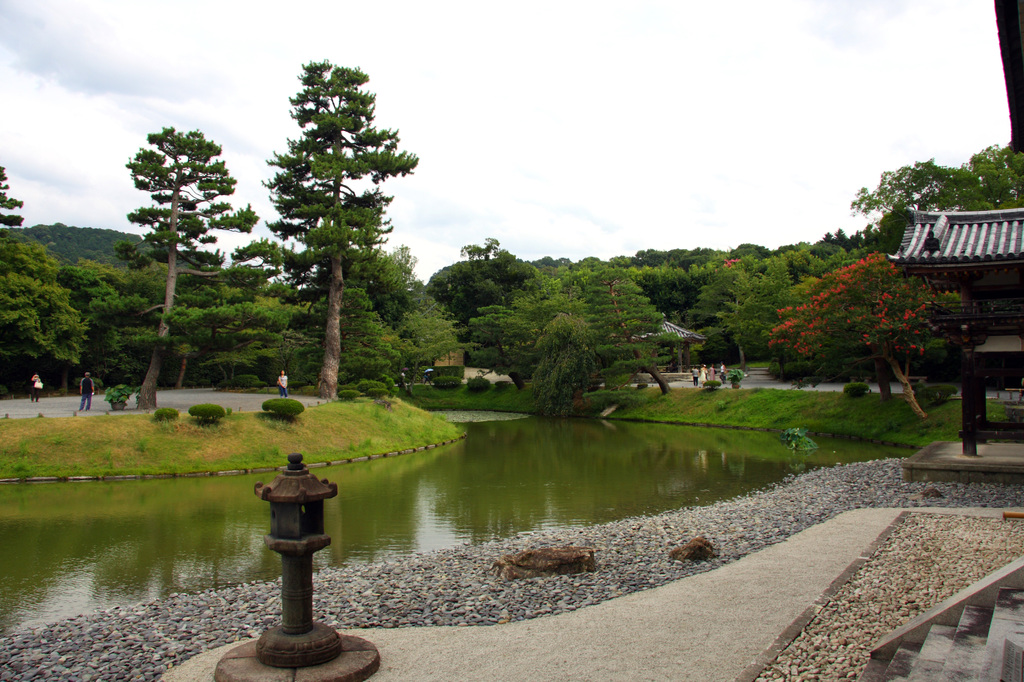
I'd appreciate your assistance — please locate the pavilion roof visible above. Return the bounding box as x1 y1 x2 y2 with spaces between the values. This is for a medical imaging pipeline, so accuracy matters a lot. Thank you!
660 319 706 342
890 208 1024 267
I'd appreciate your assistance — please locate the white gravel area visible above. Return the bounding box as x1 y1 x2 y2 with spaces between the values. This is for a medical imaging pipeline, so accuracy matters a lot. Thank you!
755 512 1024 681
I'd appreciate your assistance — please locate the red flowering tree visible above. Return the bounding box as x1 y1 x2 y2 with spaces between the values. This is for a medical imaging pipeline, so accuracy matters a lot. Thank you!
769 253 934 418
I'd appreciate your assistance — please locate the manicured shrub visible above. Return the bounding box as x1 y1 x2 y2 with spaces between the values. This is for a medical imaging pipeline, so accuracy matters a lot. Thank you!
153 408 179 422
432 375 462 389
234 374 263 389
261 398 305 419
338 389 360 401
702 380 722 390
188 403 226 425
432 365 464 378
494 380 513 391
467 377 491 393
357 379 387 395
916 384 957 406
366 387 389 399
843 382 870 398
636 382 648 390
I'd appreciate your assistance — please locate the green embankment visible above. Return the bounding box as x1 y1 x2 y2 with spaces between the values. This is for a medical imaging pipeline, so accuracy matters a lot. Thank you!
408 384 1002 448
0 399 463 479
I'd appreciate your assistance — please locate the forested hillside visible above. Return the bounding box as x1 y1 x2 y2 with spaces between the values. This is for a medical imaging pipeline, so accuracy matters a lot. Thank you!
8 223 142 266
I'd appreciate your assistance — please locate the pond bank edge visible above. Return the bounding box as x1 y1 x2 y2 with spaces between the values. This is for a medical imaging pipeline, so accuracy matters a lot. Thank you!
0 433 468 485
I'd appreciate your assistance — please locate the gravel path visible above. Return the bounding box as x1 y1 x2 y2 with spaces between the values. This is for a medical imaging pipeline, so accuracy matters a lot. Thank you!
754 512 1024 681
0 458 1022 681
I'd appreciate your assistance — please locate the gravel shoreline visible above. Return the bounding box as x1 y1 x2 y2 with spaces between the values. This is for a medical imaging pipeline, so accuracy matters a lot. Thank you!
1 457 1022 681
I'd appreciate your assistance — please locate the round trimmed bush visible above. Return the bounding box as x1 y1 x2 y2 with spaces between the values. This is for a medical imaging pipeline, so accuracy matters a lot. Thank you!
357 379 387 395
188 403 226 425
702 380 722 391
153 408 179 422
366 388 389 399
843 382 870 398
494 380 513 391
432 375 462 389
234 374 262 389
261 398 305 419
338 389 360 401
467 377 491 393
917 384 957 406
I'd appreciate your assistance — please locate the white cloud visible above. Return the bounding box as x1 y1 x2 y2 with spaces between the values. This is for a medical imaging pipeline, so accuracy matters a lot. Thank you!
0 0 1012 280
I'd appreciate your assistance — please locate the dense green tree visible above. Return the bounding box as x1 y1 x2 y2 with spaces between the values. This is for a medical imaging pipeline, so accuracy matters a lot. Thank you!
0 232 85 376
57 260 163 388
397 305 462 373
426 238 541 332
0 165 23 227
585 268 670 393
266 61 418 400
121 126 260 408
533 313 597 416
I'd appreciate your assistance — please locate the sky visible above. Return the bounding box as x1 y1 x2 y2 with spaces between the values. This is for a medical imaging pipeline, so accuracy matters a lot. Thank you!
0 0 1013 281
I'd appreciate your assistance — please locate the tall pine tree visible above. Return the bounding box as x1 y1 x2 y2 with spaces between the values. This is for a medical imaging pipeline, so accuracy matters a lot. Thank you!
0 164 24 227
266 62 418 400
122 127 259 408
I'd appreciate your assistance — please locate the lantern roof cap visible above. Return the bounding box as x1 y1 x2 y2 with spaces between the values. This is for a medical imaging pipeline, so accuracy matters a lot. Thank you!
254 453 338 503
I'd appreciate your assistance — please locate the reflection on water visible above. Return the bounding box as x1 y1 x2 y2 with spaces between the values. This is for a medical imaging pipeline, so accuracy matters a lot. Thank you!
0 417 905 633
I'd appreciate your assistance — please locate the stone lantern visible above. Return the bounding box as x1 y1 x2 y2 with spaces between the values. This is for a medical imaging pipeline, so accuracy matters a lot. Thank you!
215 453 379 681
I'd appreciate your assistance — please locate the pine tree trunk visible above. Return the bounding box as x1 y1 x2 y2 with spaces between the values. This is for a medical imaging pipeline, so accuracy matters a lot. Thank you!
508 371 526 390
175 356 187 389
738 345 747 372
319 254 344 400
139 194 181 410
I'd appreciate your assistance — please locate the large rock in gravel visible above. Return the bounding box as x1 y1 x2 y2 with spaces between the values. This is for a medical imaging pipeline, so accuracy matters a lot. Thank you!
491 546 596 580
669 536 716 562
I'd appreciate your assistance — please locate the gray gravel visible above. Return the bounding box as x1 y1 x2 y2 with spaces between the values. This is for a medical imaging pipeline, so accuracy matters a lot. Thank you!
0 457 1021 681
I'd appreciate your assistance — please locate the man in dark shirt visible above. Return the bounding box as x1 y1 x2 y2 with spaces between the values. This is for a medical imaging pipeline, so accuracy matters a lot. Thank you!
79 372 94 411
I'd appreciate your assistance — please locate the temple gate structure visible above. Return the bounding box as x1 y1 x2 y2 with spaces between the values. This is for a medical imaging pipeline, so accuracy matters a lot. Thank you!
891 208 1024 456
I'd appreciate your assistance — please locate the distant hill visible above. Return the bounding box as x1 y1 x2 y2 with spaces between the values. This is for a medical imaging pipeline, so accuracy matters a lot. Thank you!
6 223 142 266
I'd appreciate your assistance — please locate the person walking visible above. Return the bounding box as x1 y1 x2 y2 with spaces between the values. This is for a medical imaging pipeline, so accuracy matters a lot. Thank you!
699 364 707 386
691 366 699 387
277 370 288 397
709 365 717 382
79 372 94 411
30 374 42 402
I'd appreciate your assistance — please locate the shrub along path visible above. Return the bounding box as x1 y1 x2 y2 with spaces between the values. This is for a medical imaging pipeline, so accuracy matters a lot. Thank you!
0 387 324 420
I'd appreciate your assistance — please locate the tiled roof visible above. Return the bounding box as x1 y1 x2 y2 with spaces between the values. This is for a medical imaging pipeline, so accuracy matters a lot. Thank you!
661 319 706 342
891 209 1024 265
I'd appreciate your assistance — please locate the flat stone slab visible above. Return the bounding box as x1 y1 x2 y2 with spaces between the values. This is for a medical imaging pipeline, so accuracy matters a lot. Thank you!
903 442 1024 484
214 635 379 682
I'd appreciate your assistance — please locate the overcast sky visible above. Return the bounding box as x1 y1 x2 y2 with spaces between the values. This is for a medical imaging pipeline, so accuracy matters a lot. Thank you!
0 0 1012 280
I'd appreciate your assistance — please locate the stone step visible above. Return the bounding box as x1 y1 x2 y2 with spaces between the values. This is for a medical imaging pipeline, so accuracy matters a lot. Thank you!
880 640 922 681
938 604 993 681
979 588 1024 681
906 625 956 681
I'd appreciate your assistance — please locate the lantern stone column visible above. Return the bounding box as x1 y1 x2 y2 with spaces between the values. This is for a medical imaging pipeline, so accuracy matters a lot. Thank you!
215 453 380 682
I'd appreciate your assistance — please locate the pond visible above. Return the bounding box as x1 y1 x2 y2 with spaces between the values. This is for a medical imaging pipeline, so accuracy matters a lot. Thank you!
0 414 907 634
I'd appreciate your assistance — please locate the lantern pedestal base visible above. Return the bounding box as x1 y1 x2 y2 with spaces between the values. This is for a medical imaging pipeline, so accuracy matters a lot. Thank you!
214 634 380 682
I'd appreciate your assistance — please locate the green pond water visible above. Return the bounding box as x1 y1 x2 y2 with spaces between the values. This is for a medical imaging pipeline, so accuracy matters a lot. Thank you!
0 414 907 634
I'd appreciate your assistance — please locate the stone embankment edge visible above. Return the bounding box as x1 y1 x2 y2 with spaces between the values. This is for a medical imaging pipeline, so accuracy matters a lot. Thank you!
0 433 468 486
733 511 912 682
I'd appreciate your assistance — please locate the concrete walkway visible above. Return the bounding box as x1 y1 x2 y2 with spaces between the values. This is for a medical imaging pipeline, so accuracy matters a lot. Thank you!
164 508 906 682
0 388 326 420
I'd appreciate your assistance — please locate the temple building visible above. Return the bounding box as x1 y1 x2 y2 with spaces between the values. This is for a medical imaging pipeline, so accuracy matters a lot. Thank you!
890 208 1024 455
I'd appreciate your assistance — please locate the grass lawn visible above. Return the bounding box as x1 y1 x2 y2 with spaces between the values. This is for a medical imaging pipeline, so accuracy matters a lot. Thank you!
407 382 999 448
0 399 463 479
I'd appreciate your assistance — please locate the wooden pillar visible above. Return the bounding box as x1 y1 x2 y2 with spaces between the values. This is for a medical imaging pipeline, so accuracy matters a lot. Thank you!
683 343 691 370
962 346 978 456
